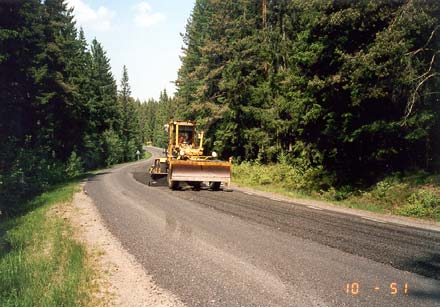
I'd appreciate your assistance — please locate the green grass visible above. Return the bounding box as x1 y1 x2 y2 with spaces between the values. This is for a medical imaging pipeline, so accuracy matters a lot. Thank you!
233 163 440 221
336 200 387 214
0 181 93 306
143 151 152 160
0 151 155 306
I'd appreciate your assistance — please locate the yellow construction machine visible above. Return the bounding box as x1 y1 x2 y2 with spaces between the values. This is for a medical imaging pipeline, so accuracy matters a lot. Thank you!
149 121 231 190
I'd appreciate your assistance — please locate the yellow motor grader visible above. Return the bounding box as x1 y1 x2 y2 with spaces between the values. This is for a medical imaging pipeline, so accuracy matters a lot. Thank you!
149 121 231 190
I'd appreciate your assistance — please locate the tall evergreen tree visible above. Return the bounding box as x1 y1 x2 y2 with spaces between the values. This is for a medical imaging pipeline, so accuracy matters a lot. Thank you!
81 38 119 168
0 0 142 213
118 65 142 161
177 0 440 184
0 0 49 209
39 0 79 161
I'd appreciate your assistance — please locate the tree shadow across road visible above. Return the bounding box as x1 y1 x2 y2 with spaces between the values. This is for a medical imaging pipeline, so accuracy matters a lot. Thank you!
408 287 440 302
402 252 440 280
85 172 113 182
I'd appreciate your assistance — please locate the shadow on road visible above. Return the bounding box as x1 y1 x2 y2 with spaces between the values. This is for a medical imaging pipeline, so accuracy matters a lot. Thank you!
403 253 440 280
86 172 113 182
408 284 440 302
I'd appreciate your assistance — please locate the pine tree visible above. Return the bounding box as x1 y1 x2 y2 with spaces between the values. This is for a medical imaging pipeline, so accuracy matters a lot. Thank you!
40 0 78 161
82 38 119 168
0 0 144 213
0 0 49 209
118 65 142 161
142 98 158 144
152 90 170 148
176 0 440 184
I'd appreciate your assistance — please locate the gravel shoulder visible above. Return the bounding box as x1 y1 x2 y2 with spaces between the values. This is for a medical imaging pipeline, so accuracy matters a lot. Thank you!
67 182 185 307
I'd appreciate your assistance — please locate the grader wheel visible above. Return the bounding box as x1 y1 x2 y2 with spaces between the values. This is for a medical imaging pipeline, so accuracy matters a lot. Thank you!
167 173 179 190
210 182 221 191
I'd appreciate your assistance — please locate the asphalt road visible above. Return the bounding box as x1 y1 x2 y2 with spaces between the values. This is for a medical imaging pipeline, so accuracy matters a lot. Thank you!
86 147 440 307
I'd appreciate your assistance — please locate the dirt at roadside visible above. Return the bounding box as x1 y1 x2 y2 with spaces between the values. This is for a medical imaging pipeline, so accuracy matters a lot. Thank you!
64 183 185 307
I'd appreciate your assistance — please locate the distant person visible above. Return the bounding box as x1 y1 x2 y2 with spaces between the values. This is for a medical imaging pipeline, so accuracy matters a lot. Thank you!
178 134 185 144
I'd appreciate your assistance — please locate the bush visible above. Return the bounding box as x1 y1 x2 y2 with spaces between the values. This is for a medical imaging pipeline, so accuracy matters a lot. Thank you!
323 185 353 201
357 176 410 209
399 189 440 218
233 153 331 193
82 133 104 170
65 151 84 178
0 149 67 216
124 139 138 161
372 177 397 199
103 129 124 166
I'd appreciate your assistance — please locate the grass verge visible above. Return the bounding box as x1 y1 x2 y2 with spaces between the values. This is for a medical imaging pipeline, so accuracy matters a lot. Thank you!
233 163 440 222
143 151 152 160
0 181 93 306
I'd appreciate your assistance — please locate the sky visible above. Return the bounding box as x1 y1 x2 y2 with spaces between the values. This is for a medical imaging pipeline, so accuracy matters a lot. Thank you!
66 0 195 101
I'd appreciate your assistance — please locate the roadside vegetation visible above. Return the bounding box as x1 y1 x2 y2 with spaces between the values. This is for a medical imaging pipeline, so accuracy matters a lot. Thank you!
162 0 440 222
233 162 440 221
0 180 93 306
143 151 153 160
0 148 153 306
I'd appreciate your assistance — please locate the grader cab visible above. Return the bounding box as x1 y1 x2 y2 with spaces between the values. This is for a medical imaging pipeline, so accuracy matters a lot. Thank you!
149 121 231 190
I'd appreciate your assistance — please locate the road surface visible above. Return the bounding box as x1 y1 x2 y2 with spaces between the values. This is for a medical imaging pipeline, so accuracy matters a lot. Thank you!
86 147 440 307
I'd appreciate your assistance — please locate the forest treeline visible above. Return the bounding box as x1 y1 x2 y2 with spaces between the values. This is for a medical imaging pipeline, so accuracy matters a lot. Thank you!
2 0 440 213
169 0 440 188
142 90 177 149
0 0 145 214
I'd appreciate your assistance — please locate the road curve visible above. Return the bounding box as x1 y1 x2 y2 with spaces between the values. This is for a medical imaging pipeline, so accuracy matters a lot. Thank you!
86 148 440 307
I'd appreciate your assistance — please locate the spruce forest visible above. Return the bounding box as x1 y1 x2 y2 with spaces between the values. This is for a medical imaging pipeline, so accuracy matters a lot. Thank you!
174 0 440 188
0 1 148 213
1 0 440 215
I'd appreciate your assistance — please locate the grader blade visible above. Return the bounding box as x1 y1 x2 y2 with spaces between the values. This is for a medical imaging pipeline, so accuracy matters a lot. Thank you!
169 160 231 183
